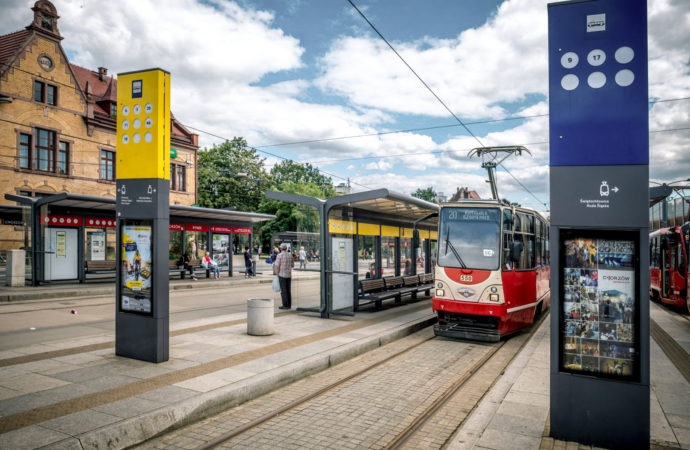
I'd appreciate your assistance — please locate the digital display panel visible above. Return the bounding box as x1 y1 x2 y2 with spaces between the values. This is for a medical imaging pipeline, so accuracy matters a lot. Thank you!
120 219 153 314
560 230 639 380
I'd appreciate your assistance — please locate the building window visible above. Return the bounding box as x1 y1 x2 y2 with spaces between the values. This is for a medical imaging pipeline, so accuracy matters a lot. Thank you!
35 128 55 172
33 80 57 106
58 141 69 174
100 150 115 181
170 163 186 191
19 133 31 169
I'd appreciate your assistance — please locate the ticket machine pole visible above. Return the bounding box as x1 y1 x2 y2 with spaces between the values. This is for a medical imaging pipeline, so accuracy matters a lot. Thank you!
115 68 171 363
548 1 649 448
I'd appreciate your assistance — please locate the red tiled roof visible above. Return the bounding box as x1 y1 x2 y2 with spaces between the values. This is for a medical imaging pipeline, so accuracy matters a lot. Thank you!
70 63 116 102
0 29 31 70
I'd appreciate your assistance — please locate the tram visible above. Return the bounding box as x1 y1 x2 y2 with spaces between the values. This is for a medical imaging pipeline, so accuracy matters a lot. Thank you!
649 223 690 313
432 200 551 341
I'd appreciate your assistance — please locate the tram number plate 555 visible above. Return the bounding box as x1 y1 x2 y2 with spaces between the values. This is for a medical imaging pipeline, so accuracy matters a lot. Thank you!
460 275 473 282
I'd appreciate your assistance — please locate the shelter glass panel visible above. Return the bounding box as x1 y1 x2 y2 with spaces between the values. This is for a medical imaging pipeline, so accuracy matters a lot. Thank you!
186 231 207 261
233 233 251 272
212 234 230 269
381 236 396 276
169 230 182 263
416 238 426 274
293 203 322 310
401 237 413 275
358 235 378 279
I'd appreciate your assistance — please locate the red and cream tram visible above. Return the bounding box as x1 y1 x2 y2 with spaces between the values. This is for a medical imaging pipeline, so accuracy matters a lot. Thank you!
649 223 689 313
432 201 551 341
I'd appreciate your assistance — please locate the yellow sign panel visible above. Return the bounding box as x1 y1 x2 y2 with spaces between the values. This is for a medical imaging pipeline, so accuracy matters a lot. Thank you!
116 69 170 180
329 219 356 234
430 230 438 240
418 229 430 239
401 228 414 238
357 223 380 236
381 225 399 237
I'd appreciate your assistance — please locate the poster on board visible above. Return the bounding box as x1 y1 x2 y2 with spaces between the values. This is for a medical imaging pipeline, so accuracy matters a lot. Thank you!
120 221 153 314
561 236 636 378
87 231 106 261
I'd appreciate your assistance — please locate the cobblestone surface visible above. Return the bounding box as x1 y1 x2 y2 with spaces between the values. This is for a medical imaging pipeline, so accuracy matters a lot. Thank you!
138 327 513 449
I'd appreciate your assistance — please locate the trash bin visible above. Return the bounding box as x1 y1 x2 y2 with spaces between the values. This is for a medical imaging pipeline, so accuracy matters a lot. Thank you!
247 298 274 336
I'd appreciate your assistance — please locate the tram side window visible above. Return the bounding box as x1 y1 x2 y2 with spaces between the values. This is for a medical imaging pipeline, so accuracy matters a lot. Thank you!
545 226 550 265
535 220 542 266
502 209 514 270
515 213 536 271
678 243 686 274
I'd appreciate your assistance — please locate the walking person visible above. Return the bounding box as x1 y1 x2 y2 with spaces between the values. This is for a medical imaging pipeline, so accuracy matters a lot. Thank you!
274 243 294 309
298 246 307 270
243 246 253 277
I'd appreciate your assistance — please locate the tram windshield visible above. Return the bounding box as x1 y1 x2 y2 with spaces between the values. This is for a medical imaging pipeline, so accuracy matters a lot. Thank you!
438 207 500 270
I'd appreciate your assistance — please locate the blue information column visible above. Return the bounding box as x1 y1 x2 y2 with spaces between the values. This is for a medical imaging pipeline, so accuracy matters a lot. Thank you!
548 0 649 448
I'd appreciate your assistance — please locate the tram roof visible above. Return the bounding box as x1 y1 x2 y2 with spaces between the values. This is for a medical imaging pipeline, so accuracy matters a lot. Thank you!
5 193 276 224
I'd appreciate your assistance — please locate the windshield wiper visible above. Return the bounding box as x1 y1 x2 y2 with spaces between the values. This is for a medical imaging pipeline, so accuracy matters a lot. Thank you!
444 228 466 269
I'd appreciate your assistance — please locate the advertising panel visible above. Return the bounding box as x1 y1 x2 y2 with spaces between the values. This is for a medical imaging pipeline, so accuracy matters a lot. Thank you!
560 230 639 380
87 231 106 261
120 220 153 314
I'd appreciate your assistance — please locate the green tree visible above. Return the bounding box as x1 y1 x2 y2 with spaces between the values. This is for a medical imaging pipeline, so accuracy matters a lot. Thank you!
412 186 437 203
197 138 270 212
270 160 336 198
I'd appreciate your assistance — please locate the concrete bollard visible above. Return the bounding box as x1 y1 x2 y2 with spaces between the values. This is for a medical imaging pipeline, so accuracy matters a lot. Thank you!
247 298 274 336
6 249 25 287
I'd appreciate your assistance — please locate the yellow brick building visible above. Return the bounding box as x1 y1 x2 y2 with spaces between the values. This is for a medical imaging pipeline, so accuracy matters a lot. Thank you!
0 0 198 251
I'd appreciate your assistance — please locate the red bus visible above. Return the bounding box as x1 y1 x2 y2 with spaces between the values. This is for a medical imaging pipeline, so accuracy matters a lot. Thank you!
649 223 690 313
432 201 551 341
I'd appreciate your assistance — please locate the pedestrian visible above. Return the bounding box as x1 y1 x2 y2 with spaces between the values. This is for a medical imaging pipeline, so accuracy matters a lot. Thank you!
299 246 307 270
274 243 294 309
201 251 220 279
179 252 197 280
243 246 253 277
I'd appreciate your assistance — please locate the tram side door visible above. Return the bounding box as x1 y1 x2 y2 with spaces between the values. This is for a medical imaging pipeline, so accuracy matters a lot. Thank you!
671 242 686 296
661 237 670 298
44 227 78 280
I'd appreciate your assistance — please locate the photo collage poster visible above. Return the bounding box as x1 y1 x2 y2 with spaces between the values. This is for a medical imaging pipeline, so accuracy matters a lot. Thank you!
121 223 153 313
562 238 636 377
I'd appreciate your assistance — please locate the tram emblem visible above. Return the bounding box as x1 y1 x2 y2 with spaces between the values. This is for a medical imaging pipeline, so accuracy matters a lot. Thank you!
457 287 476 298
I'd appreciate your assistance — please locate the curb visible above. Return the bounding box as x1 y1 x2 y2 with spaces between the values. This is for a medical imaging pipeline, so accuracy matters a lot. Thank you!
0 275 319 302
47 313 437 449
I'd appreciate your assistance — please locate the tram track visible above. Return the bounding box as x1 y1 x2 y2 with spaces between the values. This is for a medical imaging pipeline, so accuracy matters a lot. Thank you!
149 310 549 450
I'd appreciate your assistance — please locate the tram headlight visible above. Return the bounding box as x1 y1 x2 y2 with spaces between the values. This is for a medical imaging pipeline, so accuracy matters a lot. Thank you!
436 282 443 288
490 287 498 293
436 289 445 297
489 293 500 302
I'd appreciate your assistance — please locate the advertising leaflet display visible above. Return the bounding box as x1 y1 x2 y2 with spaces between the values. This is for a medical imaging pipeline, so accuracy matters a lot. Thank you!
87 231 106 261
212 234 229 268
120 220 153 314
560 231 638 380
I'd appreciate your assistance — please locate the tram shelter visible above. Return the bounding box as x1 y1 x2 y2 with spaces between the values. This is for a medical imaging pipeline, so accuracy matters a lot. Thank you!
265 189 439 318
4 193 275 285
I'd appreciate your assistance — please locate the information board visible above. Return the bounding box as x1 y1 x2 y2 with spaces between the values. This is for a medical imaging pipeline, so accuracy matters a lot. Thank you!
559 229 639 381
120 220 154 314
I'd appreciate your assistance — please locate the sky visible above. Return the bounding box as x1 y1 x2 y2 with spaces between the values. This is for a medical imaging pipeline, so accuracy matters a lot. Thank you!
1 0 689 212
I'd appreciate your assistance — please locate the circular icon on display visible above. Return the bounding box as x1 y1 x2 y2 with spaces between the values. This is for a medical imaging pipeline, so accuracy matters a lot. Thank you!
561 74 579 91
145 117 153 128
145 132 153 143
587 49 606 66
133 118 141 129
615 69 635 87
121 134 130 144
122 105 130 116
145 103 153 114
133 104 141 115
133 133 141 144
615 46 634 64
121 120 129 130
587 72 606 88
560 52 579 69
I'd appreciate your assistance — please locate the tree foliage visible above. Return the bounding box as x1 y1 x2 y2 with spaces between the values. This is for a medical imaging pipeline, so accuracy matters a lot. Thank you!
197 138 270 212
411 186 438 203
270 160 336 198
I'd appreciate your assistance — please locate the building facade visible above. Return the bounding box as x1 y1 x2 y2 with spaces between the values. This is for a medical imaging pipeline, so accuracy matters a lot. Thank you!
0 1 198 251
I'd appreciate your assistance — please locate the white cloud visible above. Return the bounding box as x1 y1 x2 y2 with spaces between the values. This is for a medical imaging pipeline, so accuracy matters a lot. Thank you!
364 159 392 171
316 0 548 120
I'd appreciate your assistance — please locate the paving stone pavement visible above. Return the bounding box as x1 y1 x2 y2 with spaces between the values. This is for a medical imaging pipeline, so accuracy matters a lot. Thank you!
139 328 503 449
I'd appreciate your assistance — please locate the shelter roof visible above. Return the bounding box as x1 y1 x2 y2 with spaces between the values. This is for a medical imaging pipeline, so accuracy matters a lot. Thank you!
5 193 275 224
